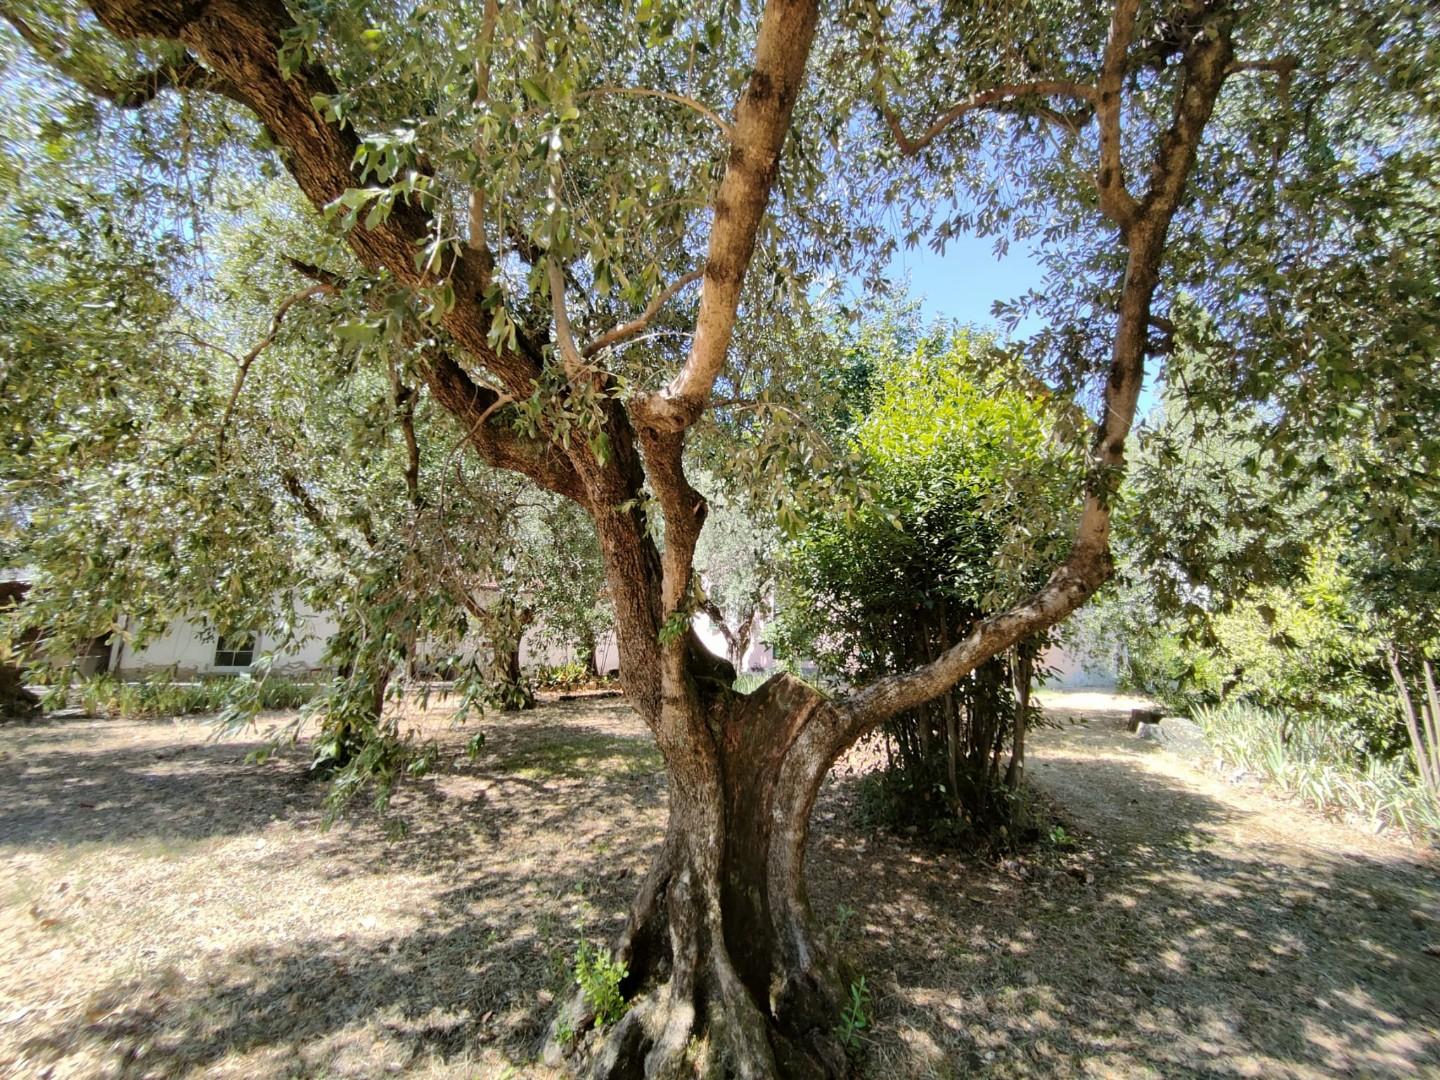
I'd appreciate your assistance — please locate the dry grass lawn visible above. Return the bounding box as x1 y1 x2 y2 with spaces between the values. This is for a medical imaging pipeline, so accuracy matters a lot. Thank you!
1 691 1436 1078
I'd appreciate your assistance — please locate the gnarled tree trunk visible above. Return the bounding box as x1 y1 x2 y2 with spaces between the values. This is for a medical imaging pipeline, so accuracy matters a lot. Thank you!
547 670 848 1080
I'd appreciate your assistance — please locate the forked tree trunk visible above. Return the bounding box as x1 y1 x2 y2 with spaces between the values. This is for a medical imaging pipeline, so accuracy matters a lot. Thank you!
547 673 848 1079
64 4 1238 1078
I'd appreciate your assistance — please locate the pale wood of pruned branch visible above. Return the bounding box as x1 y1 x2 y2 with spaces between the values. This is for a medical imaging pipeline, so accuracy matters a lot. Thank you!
1095 0 1142 231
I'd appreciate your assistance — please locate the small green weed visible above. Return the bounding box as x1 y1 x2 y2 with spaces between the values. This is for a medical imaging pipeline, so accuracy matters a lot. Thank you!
834 975 871 1053
574 941 628 1028
1047 824 1079 849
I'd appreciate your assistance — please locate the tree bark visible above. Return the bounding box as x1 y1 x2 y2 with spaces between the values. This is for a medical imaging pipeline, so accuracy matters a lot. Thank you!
547 672 847 1080
0 663 39 722
1005 651 1033 790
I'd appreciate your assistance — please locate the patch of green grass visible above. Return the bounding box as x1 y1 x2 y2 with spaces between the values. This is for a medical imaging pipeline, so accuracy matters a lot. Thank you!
732 672 771 694
1194 701 1440 839
490 733 662 780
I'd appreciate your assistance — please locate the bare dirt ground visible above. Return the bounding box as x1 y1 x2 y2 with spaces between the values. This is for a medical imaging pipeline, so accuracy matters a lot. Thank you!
1 690 1436 1079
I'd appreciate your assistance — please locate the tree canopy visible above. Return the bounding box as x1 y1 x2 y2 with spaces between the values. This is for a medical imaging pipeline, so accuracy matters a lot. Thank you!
2 0 1437 1075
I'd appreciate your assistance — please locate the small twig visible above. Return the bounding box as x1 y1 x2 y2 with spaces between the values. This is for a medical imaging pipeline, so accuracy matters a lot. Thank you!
216 284 332 460
576 86 733 141
467 0 499 274
880 80 1097 156
583 268 704 358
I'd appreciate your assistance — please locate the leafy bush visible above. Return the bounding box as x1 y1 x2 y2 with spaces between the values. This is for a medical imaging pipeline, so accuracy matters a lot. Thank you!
532 661 592 691
1194 701 1440 839
573 941 628 1029
1113 550 1409 759
776 332 1073 836
74 674 321 720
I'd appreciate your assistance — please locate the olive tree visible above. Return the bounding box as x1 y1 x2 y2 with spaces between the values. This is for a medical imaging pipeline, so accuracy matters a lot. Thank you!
4 0 1427 1074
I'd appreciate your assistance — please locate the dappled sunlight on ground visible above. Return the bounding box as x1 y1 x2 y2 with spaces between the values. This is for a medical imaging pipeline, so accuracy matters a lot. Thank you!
0 691 1435 1077
814 695 1440 1079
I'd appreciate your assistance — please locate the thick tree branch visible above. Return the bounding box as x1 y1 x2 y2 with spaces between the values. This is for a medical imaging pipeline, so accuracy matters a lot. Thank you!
1096 0 1142 231
86 0 544 405
880 80 1097 156
631 0 820 435
583 268 704 358
2 7 241 106
284 255 580 511
423 349 585 504
831 1 1236 752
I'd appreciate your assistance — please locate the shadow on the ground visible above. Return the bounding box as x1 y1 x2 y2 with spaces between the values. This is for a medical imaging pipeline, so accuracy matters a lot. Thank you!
4 699 1437 1078
4 704 666 1076
809 733 1440 1078
0 731 309 846
0 701 663 851
13 859 629 1075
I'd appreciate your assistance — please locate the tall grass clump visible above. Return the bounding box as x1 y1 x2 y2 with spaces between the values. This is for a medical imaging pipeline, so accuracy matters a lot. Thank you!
1194 701 1440 840
74 674 321 720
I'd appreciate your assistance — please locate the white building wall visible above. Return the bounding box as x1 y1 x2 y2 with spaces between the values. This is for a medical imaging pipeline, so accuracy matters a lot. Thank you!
1039 642 1117 690
115 610 338 678
114 610 621 679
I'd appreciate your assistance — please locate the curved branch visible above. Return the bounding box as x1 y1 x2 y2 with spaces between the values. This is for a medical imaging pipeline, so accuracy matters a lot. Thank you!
831 1 1237 752
583 268 703 358
881 80 1097 156
1226 56 1299 79
423 350 585 504
86 0 545 403
217 284 333 460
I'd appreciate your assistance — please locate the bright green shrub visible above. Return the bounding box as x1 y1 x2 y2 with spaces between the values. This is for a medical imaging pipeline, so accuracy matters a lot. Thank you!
775 331 1078 836
573 941 628 1029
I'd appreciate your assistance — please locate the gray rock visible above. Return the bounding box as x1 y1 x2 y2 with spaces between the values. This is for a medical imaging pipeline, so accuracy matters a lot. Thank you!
1129 707 1163 732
